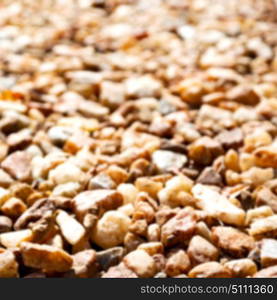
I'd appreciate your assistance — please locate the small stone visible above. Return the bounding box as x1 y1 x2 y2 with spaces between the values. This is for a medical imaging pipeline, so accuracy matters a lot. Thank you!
254 266 277 278
0 250 19 278
192 184 245 226
123 249 157 278
117 184 139 204
56 210 86 245
92 211 131 249
20 242 73 272
0 229 33 248
72 249 98 278
0 169 14 188
175 77 205 105
147 223 161 242
105 165 129 185
249 215 277 238
187 235 219 265
189 262 232 278
100 81 125 109
102 262 137 278
118 203 134 217
1 151 32 181
216 128 243 149
196 167 222 186
227 85 260 105
161 209 197 247
158 174 193 208
137 242 164 256
88 173 116 190
255 187 277 213
152 150 187 173
254 146 277 168
224 259 257 277
0 187 11 207
165 249 191 277
7 129 32 151
48 126 73 147
0 112 29 134
244 130 272 152
124 232 144 252
52 182 81 198
260 239 277 267
196 105 234 131
14 198 55 230
1 197 27 218
73 190 123 220
212 226 255 258
96 247 124 271
0 141 8 162
241 167 274 186
245 206 273 226
48 162 87 185
135 177 163 199
0 216 12 233
78 101 109 119
188 137 223 165
125 75 161 98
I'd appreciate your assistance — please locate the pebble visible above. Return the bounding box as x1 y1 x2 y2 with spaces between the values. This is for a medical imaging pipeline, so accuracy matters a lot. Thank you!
20 242 73 272
48 162 87 185
212 226 255 258
165 249 191 277
56 210 86 245
187 235 219 265
2 151 32 182
192 184 245 226
189 262 232 278
123 249 157 278
152 150 187 172
260 239 277 267
92 211 131 249
0 250 19 278
224 259 257 277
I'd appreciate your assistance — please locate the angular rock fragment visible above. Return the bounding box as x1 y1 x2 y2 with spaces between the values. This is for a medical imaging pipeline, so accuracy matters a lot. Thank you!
196 167 222 186
161 209 197 247
260 239 277 267
73 190 123 220
212 226 255 258
92 211 131 249
102 263 138 278
96 247 125 271
0 169 14 188
249 215 277 238
189 262 232 278
123 249 157 278
14 198 55 230
0 216 12 233
224 259 257 277
188 137 223 165
72 250 98 278
56 210 86 245
2 151 32 182
254 266 277 278
152 150 187 173
1 197 27 218
21 242 73 272
254 146 277 168
165 249 191 277
192 184 245 226
0 250 19 278
0 229 33 248
187 235 219 265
